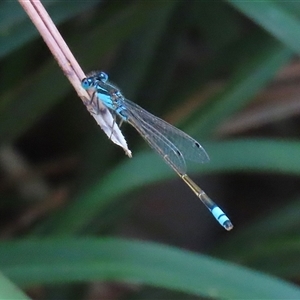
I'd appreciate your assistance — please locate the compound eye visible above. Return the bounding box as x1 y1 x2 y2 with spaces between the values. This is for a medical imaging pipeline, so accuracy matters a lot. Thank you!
81 78 90 89
99 72 108 82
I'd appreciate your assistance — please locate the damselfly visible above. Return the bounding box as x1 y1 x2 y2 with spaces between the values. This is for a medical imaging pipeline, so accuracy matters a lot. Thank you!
82 71 233 231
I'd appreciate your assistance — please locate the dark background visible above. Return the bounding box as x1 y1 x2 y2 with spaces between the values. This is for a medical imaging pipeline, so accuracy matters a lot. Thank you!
1 1 300 299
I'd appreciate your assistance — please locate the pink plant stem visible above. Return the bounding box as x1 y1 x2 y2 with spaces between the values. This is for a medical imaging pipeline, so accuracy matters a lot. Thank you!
18 0 83 94
18 0 132 157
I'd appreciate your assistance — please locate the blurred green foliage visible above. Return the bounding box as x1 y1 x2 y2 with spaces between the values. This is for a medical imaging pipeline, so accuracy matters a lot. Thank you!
1 0 300 299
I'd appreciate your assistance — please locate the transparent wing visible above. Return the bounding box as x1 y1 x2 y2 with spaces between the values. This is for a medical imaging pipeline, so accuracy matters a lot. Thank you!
122 98 209 164
125 108 187 174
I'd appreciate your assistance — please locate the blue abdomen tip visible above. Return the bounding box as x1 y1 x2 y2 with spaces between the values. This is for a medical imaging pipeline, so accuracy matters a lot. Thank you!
211 207 233 231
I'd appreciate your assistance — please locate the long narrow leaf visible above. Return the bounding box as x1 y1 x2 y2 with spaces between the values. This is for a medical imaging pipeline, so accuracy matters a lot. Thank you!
0 272 30 300
227 1 300 54
1 238 300 299
37 139 300 235
186 37 292 138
